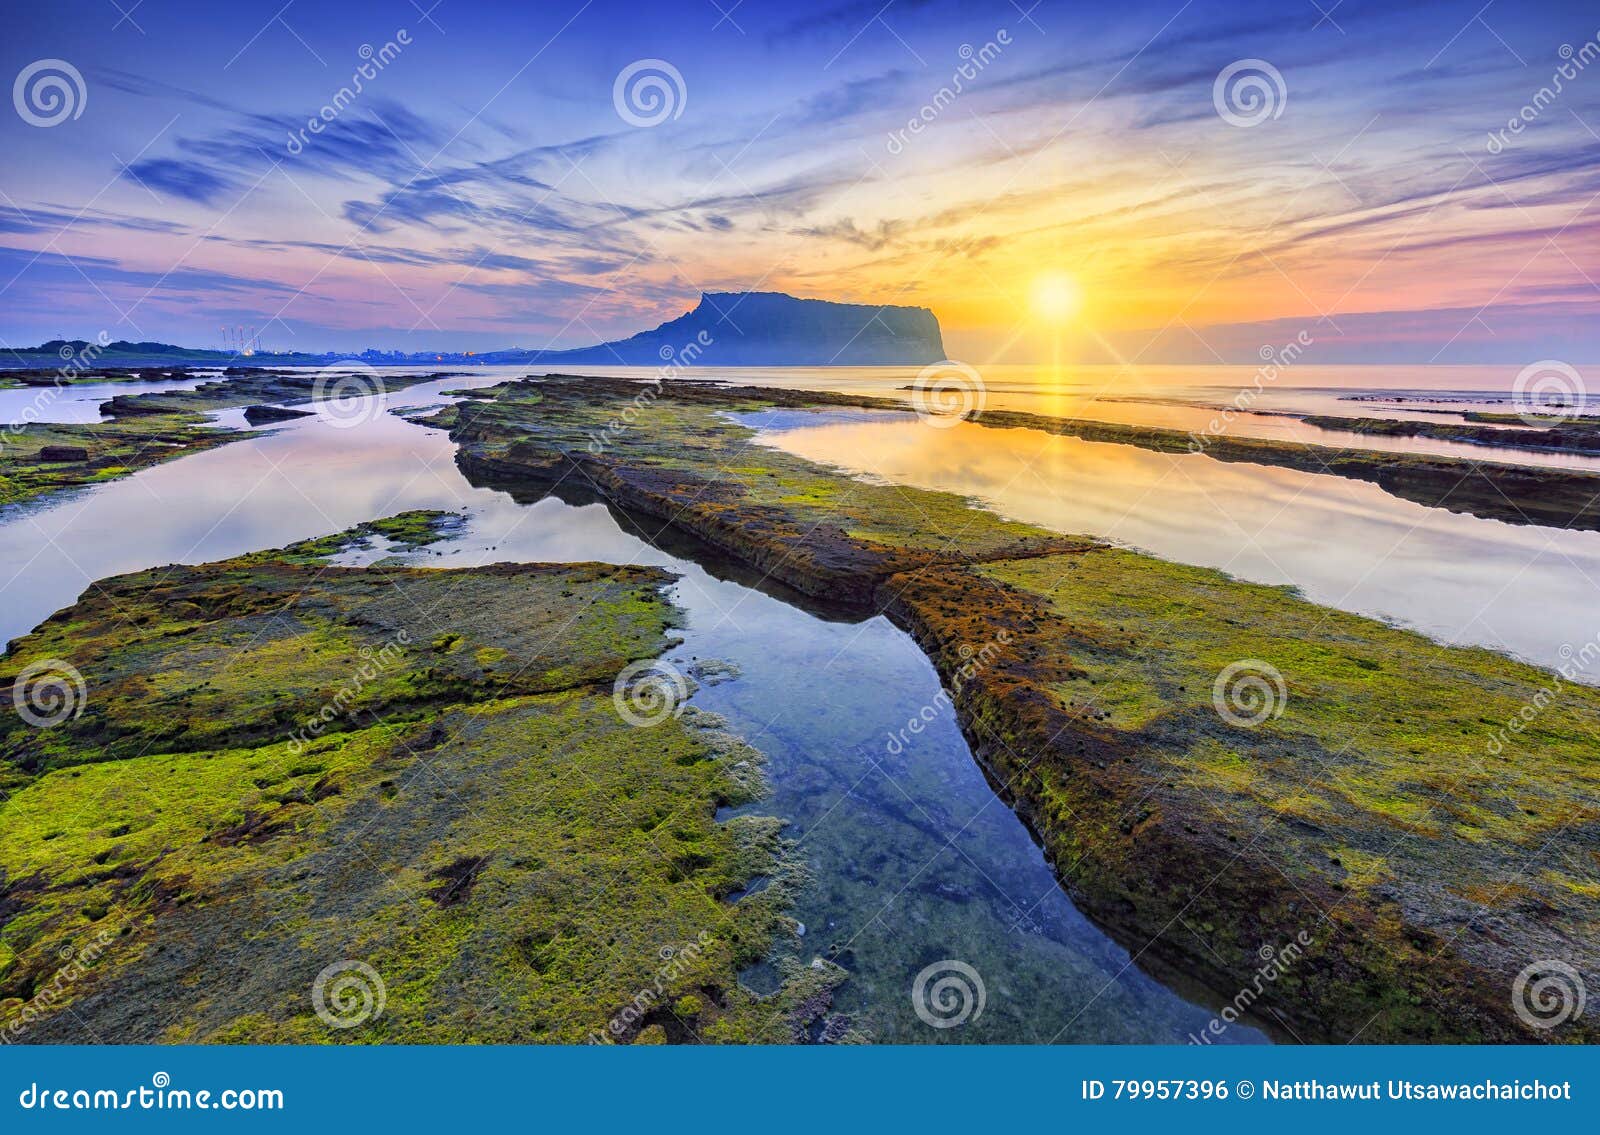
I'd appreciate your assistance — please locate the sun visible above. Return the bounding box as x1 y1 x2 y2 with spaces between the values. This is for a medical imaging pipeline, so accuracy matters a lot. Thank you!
1030 272 1082 323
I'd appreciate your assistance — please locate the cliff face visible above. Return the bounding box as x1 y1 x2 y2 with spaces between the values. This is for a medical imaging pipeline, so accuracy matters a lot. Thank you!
526 292 945 366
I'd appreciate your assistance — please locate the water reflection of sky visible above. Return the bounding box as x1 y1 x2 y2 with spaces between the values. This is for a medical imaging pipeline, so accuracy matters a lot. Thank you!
0 377 210 424
0 373 1260 1045
753 410 1600 675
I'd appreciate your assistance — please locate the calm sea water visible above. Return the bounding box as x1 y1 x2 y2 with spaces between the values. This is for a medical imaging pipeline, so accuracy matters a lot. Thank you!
750 408 1600 675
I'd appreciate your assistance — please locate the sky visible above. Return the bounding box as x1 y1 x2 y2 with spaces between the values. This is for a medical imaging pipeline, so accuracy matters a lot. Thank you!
1 0 1598 364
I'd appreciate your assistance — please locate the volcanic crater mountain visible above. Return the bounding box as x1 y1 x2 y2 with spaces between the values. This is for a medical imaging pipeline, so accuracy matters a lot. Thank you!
502 292 946 367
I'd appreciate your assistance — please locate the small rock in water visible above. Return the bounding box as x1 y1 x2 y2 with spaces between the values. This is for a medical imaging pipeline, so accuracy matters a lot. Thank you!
794 921 806 937
687 657 742 685
38 445 90 462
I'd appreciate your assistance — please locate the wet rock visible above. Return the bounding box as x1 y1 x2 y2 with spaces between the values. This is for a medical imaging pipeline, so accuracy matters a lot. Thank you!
37 445 89 462
242 404 313 425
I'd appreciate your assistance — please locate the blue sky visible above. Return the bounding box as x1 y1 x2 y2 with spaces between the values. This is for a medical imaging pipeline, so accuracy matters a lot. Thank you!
1 0 1598 362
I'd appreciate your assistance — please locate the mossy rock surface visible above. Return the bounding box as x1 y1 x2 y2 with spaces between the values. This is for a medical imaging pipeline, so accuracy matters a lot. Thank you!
434 373 1600 1042
0 523 845 1043
97 368 455 419
0 417 243 512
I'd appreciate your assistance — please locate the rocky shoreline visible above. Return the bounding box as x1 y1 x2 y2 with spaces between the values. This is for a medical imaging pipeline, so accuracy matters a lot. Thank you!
429 375 1600 1043
1302 413 1600 458
0 515 848 1043
0 418 246 513
1 367 462 515
957 406 1600 532
99 368 460 418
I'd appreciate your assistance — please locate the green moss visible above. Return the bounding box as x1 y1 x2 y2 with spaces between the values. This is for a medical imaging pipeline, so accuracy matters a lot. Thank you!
0 417 247 512
984 546 1600 855
434 374 1600 1041
0 542 836 1042
251 510 467 563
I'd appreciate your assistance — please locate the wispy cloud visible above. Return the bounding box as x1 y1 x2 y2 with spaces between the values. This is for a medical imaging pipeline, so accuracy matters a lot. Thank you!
124 159 237 205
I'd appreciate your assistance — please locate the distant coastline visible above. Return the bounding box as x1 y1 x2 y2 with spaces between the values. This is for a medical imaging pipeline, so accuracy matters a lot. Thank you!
2 291 946 371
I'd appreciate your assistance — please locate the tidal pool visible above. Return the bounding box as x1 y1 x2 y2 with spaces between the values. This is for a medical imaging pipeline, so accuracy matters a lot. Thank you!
0 376 1255 1044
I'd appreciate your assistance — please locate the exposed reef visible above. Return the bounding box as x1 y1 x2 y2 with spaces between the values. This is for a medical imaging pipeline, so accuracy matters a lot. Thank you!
0 517 851 1043
2 368 461 515
0 365 200 389
0 418 246 513
99 368 459 418
953 406 1600 531
242 404 314 425
1302 413 1600 458
426 375 1600 1043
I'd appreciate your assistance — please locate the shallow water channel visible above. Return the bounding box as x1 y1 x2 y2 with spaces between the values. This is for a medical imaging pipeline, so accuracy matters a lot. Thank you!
0 376 1256 1044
